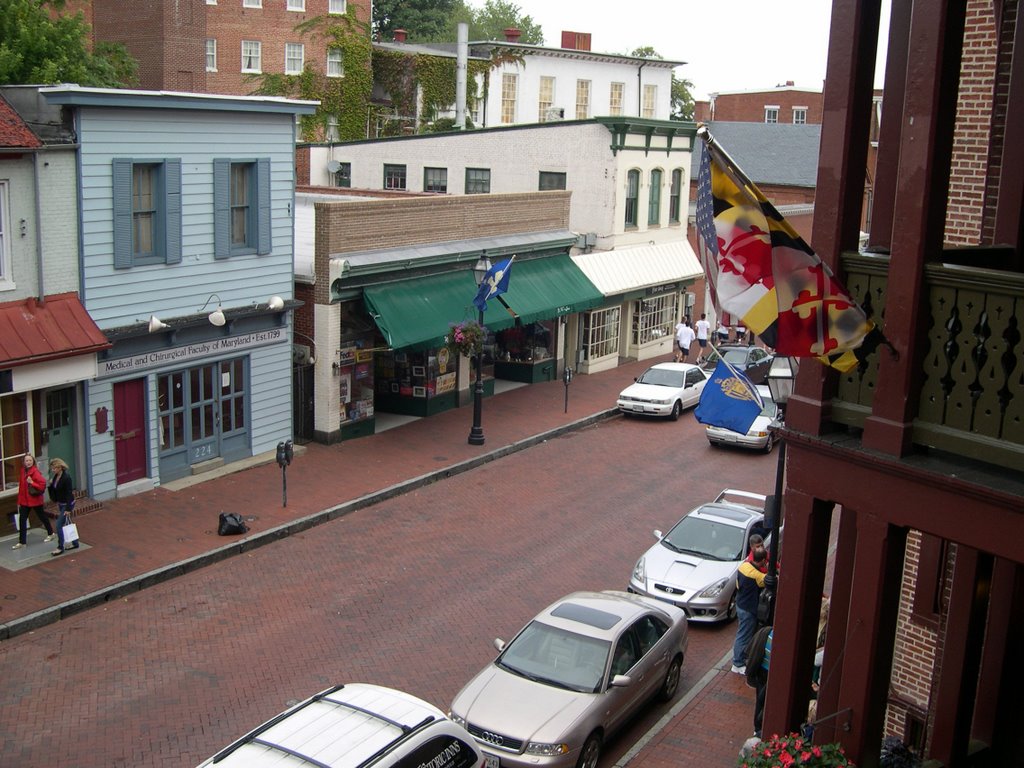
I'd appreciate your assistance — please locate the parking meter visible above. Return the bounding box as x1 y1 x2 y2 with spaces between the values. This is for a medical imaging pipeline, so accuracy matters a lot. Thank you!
563 366 573 413
276 439 293 506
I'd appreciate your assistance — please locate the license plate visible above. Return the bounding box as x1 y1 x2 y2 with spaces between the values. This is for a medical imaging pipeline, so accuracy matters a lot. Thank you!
632 404 647 412
484 754 500 768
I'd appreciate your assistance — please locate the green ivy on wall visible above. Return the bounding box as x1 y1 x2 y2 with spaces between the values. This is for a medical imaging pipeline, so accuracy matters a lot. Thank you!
248 10 373 142
250 14 505 139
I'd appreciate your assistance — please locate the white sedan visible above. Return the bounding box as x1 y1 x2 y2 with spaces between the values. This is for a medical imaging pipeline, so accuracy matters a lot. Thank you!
705 385 782 452
616 363 708 420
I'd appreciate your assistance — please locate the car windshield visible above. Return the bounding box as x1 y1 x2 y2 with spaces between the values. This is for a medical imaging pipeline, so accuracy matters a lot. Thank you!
759 398 778 418
497 620 611 694
636 368 684 388
722 349 750 366
662 515 745 561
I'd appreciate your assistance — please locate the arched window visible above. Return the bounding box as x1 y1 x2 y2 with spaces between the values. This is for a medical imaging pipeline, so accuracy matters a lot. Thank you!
669 169 683 224
625 169 640 228
648 169 663 225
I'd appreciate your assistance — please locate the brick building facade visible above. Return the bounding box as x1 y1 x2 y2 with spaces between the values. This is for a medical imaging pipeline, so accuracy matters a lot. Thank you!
694 83 824 125
84 0 370 95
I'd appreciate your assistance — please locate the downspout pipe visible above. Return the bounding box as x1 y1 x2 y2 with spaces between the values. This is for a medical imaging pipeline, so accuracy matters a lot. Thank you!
637 60 648 116
33 150 45 304
456 23 468 129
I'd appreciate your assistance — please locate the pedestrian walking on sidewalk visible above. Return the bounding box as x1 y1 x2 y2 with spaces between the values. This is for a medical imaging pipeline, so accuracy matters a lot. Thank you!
731 547 767 673
694 314 711 364
674 318 695 362
48 458 77 556
13 453 53 549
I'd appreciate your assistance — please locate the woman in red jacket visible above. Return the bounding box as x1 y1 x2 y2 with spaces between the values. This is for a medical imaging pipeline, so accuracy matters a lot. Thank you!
12 453 54 549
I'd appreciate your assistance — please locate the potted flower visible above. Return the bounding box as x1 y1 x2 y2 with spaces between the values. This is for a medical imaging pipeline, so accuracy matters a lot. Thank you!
740 733 856 767
447 319 486 358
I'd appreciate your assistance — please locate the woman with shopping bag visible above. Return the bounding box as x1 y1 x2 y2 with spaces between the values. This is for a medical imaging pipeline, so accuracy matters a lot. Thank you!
12 453 53 549
47 458 78 556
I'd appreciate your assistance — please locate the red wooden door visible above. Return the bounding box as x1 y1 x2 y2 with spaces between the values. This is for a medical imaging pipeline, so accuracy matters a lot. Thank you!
113 379 147 484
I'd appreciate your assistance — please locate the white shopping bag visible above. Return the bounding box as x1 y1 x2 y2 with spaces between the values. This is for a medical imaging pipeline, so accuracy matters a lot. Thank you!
62 522 79 544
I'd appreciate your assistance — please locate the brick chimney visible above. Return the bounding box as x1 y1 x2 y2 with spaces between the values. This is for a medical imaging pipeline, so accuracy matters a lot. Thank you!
503 27 521 43
560 31 592 51
394 29 407 43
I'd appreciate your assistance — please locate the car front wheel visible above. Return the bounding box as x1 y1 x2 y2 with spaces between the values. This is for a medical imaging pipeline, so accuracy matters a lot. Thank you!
669 401 682 421
577 733 602 768
658 655 683 701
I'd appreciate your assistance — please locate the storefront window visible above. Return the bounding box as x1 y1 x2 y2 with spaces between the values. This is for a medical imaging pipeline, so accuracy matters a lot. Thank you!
339 343 376 423
582 307 620 360
1 392 30 492
631 295 676 345
494 321 554 363
375 345 459 402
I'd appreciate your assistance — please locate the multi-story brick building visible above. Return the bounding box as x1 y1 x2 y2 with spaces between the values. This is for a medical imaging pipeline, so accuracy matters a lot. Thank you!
694 82 824 125
83 0 369 96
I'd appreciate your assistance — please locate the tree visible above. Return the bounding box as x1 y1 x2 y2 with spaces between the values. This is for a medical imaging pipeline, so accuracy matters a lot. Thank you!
0 0 137 87
671 76 695 121
373 0 459 43
466 0 543 44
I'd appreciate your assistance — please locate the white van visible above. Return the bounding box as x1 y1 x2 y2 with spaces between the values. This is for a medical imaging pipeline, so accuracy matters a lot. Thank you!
197 683 485 768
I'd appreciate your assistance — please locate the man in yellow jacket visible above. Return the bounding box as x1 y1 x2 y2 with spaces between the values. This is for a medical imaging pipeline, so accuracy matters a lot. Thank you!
731 547 767 673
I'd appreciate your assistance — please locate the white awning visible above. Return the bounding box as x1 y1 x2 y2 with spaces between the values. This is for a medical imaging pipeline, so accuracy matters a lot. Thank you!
571 240 704 296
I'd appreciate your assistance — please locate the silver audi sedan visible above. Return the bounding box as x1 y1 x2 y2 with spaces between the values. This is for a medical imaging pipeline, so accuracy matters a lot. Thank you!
449 590 688 768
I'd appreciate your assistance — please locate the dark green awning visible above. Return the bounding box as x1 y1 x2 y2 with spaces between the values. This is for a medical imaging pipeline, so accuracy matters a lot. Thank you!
499 255 605 324
363 255 604 351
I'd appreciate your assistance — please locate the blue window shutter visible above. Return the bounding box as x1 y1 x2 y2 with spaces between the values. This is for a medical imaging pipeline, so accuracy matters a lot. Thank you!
213 158 231 259
257 157 271 255
112 159 133 269
164 159 182 264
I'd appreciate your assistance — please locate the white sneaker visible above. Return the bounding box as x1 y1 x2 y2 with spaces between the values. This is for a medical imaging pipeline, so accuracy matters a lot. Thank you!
44 534 56 542
11 542 25 550
730 664 746 674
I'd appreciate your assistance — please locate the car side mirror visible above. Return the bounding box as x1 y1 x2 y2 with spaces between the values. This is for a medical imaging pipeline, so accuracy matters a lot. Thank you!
654 529 663 540
609 674 632 688
634 377 639 382
493 638 506 653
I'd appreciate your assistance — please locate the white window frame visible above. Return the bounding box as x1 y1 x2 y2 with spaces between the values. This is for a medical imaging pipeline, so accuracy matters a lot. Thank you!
0 181 12 289
583 307 620 361
538 76 555 122
609 82 624 116
328 0 346 12
793 107 808 125
243 0 261 7
0 392 32 493
206 0 217 5
642 84 657 119
575 79 591 120
285 43 304 75
206 39 217 72
501 73 518 124
326 116 340 142
327 48 344 78
764 105 780 124
241 40 262 73
287 0 305 10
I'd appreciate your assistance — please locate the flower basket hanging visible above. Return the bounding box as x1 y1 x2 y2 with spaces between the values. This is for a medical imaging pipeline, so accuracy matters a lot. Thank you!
447 319 486 357
740 733 855 767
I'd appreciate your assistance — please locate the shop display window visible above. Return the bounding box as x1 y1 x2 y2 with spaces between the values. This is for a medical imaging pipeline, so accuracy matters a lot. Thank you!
494 321 554 363
582 307 620 360
1 392 30 492
375 346 458 401
631 295 677 345
339 344 376 423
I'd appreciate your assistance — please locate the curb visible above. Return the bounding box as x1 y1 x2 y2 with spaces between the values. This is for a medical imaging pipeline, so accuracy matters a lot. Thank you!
0 408 619 641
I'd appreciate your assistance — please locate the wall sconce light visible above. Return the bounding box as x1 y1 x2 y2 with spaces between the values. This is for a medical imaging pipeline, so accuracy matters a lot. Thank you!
267 295 285 311
148 315 170 333
332 361 341 375
199 294 226 327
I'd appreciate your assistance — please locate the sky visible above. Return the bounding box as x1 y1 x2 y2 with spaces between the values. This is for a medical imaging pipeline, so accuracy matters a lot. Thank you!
483 0 890 101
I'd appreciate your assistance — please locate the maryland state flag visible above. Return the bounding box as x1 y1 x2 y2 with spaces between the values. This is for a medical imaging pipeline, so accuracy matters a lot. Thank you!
695 135 882 372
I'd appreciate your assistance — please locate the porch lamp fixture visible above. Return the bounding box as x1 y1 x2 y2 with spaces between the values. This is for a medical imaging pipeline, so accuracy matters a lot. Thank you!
468 253 492 446
148 315 170 333
200 294 226 327
759 354 800 626
267 295 285 311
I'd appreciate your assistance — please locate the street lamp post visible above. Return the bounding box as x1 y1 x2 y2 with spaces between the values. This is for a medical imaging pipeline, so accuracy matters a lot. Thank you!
759 355 799 626
468 254 492 446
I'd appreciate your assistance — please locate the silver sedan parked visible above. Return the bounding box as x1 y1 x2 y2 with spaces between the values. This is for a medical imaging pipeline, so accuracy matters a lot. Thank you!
449 590 688 768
